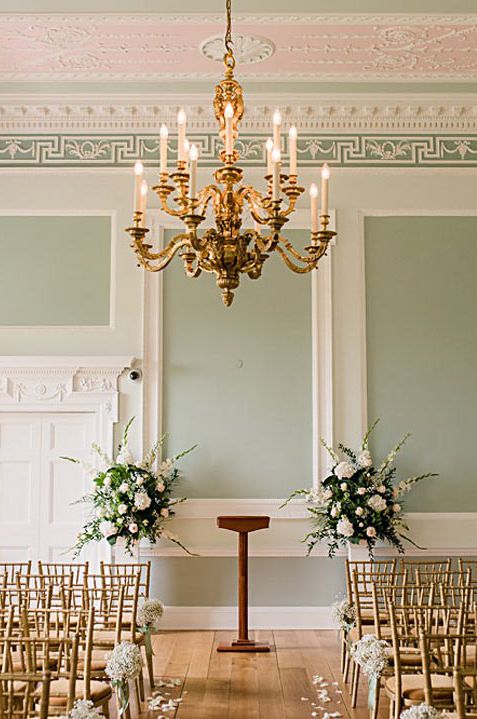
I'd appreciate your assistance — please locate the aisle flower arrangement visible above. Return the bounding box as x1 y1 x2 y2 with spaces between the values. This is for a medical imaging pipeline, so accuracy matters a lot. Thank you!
283 420 436 557
63 418 196 557
105 641 143 716
350 634 391 710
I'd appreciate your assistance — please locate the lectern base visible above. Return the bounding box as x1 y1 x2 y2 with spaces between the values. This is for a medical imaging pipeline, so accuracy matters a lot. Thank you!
217 641 271 653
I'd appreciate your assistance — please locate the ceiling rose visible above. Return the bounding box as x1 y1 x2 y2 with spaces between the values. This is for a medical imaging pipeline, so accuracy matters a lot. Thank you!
200 33 275 65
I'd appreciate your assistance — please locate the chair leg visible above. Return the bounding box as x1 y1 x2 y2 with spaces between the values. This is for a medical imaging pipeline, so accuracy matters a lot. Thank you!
351 663 360 708
394 696 401 719
340 637 346 673
134 677 142 710
344 652 351 683
389 698 394 719
102 701 110 719
138 667 145 702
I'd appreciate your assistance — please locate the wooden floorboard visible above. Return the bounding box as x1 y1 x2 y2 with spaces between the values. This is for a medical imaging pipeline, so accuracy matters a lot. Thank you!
135 630 388 719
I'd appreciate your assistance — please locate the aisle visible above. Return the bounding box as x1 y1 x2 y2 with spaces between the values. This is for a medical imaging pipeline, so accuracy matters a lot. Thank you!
138 630 389 719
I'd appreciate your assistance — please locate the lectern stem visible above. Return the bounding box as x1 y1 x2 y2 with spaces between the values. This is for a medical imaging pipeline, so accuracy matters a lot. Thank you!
238 532 248 641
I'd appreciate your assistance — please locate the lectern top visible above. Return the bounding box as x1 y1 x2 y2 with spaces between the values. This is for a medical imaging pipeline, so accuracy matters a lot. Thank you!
217 515 270 533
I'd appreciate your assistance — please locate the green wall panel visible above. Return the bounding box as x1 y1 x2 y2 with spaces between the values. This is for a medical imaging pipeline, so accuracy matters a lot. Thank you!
365 215 477 512
162 230 313 499
0 215 111 326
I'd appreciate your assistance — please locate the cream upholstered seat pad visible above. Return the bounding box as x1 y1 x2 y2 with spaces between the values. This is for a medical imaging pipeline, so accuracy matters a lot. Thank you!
385 673 454 700
48 678 111 704
349 626 392 641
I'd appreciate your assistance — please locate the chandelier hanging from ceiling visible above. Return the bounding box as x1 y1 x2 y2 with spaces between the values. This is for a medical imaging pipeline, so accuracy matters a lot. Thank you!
126 0 336 306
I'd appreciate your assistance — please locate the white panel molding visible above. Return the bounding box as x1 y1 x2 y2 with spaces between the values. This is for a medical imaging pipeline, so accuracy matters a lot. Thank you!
0 210 117 331
2 94 477 134
159 605 337 631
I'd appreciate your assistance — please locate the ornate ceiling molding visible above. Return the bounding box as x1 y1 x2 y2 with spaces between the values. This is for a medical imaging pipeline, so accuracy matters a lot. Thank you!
1 95 477 134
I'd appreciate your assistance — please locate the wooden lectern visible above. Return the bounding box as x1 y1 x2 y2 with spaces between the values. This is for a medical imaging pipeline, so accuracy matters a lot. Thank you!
216 515 271 653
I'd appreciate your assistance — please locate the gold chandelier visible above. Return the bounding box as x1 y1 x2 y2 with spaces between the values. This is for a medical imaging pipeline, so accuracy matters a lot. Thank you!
126 0 336 306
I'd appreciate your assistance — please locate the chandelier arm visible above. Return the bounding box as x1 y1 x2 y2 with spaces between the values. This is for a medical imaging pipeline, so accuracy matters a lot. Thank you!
197 184 222 215
275 234 325 264
243 188 272 225
156 193 187 218
132 232 190 266
274 244 322 274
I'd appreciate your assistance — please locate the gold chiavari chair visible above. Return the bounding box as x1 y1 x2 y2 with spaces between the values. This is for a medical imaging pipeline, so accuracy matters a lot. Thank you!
385 602 466 719
37 562 88 587
459 559 477 582
454 667 477 719
15 574 73 611
419 631 477 711
0 565 31 588
401 558 452 581
0 671 50 719
100 561 151 603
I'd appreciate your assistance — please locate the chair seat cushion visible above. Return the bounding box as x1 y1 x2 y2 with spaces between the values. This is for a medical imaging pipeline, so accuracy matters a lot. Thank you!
385 673 454 701
48 679 112 705
349 626 392 642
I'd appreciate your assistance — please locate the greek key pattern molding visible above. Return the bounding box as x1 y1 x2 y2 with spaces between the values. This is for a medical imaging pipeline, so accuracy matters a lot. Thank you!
2 133 477 167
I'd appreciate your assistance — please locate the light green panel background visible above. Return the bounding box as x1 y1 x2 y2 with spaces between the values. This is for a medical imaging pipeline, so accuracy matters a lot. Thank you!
162 229 313 499
150 557 346 606
0 215 111 326
365 216 477 512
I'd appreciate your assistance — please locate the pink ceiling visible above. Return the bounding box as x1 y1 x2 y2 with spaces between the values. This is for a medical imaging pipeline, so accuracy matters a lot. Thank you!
1 14 477 81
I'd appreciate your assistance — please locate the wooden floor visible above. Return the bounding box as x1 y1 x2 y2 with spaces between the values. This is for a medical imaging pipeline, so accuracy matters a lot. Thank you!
135 630 389 719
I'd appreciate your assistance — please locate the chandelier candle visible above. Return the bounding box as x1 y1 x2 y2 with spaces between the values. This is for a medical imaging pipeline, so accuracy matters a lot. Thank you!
310 183 319 233
289 126 297 177
266 138 273 176
177 109 187 162
160 125 168 174
189 144 198 200
126 0 336 306
321 163 330 216
140 180 148 227
134 161 144 212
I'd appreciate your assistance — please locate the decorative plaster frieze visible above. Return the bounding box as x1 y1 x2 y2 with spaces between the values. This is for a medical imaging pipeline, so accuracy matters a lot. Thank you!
1 132 477 167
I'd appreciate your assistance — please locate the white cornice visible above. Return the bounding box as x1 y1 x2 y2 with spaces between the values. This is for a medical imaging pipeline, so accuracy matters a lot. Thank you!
1 94 477 133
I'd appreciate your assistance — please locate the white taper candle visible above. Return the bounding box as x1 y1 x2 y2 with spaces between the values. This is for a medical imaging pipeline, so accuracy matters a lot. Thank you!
184 138 190 163
266 137 273 175
160 124 168 174
189 144 198 200
140 179 148 226
225 102 234 156
310 183 319 233
289 125 297 176
134 160 144 212
272 147 281 202
177 108 187 162
321 163 330 216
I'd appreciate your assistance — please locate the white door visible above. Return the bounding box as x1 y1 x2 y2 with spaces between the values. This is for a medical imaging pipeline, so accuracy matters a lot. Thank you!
0 412 96 563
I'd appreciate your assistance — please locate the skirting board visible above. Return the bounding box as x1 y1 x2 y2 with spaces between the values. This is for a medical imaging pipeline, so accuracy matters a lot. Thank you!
160 606 337 631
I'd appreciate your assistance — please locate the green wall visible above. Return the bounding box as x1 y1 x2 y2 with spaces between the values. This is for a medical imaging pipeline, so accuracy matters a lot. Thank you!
162 230 313 499
365 215 477 511
0 215 111 326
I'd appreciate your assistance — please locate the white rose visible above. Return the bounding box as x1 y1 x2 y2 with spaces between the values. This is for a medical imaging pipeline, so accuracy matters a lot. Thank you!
393 487 399 498
134 492 152 511
330 503 341 518
156 480 165 492
393 503 401 513
359 522 364 528
340 482 348 492
116 447 133 465
366 526 377 537
160 508 169 518
357 450 373 469
119 482 129 493
335 461 355 480
357 487 366 496
368 494 387 512
117 503 128 515
128 522 138 534
103 476 111 487
96 507 107 519
322 488 333 501
355 507 364 516
136 476 144 486
377 485 386 494
100 521 117 538
336 517 354 538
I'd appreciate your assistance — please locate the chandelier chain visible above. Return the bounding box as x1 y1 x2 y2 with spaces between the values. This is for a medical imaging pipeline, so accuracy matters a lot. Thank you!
225 0 233 54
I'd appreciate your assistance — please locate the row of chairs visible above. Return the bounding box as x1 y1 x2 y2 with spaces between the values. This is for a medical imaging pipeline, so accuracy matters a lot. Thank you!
0 561 153 719
342 558 477 719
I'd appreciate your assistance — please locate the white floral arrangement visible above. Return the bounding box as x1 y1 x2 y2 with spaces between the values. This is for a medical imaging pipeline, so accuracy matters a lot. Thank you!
63 417 195 556
138 598 164 631
283 420 436 557
401 706 445 719
60 700 104 719
349 634 390 678
331 598 356 634
106 641 143 716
